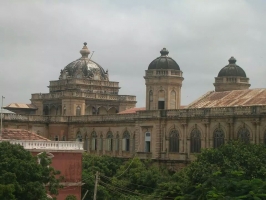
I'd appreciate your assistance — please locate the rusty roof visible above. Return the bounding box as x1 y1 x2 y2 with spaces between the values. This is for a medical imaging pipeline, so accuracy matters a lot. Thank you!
5 103 37 109
0 129 50 141
187 89 266 108
118 107 146 114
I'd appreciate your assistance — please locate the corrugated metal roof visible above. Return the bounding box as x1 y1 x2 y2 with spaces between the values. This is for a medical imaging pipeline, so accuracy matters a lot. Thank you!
187 89 266 108
5 103 37 109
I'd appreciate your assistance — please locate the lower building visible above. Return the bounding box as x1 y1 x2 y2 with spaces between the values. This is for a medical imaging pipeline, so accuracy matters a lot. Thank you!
1 129 83 200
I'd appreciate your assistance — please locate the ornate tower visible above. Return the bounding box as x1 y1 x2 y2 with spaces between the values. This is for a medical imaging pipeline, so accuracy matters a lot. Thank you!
214 57 250 92
144 48 184 110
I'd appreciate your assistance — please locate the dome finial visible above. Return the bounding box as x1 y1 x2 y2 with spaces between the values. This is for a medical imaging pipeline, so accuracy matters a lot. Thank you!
160 48 169 56
228 56 236 64
80 42 90 58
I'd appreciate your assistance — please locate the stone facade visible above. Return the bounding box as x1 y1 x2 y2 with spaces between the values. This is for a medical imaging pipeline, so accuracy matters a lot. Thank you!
3 44 266 170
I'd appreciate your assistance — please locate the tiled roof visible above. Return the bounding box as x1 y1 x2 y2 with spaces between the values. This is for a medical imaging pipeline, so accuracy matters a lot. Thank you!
0 129 50 141
118 107 146 114
4 103 37 109
187 88 266 108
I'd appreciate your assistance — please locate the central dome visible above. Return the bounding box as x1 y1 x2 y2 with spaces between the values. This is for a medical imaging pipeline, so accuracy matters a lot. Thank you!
148 48 180 70
218 57 246 77
59 43 108 81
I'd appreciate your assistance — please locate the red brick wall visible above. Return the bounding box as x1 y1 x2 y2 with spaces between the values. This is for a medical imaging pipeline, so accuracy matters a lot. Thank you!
31 151 82 200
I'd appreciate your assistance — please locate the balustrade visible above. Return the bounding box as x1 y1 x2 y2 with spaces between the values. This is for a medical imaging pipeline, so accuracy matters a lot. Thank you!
1 140 83 151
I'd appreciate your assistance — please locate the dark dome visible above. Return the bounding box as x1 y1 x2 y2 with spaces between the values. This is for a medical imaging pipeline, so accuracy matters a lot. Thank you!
148 48 180 70
218 57 246 77
59 43 108 81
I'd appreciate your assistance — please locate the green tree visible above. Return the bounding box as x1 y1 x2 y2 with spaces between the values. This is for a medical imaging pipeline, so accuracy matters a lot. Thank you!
65 194 77 200
168 141 266 199
0 142 62 200
82 154 123 200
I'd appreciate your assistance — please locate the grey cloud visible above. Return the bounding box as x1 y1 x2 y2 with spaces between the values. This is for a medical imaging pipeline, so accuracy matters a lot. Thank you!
0 0 265 107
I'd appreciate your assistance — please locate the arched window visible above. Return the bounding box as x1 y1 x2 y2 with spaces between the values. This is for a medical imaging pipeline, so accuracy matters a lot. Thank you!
99 134 103 151
91 131 97 151
115 134 119 151
76 131 82 142
122 131 130 152
238 127 250 144
169 129 179 152
190 129 201 153
43 106 49 115
149 90 153 110
76 106 81 116
84 134 89 151
132 134 135 153
106 131 113 151
170 90 176 109
213 128 224 148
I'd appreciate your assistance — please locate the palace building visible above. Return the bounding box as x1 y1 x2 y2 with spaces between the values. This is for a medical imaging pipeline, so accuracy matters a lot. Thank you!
3 43 266 170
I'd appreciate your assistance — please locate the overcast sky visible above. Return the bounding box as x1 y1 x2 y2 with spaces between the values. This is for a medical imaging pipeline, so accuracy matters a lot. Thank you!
0 0 266 107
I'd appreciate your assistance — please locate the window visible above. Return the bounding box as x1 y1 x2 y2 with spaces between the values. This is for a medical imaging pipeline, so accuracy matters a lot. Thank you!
76 106 81 116
149 90 153 110
76 131 82 142
158 90 165 109
238 127 250 144
99 135 103 151
62 135 66 141
132 134 135 153
84 135 89 151
122 131 130 152
169 129 179 152
91 131 97 151
115 134 119 151
43 106 49 115
106 131 113 151
190 129 201 153
145 132 151 152
213 128 224 148
54 135 59 141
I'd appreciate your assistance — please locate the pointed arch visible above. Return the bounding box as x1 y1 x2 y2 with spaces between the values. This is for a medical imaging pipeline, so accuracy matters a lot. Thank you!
122 131 130 152
106 131 113 151
76 131 82 142
115 133 119 151
91 131 97 151
238 127 250 144
190 128 201 153
108 107 117 114
98 106 107 115
50 105 57 116
169 129 179 152
85 105 97 115
213 128 224 148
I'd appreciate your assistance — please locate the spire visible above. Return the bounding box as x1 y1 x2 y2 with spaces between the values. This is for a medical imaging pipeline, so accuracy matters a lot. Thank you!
80 42 90 58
